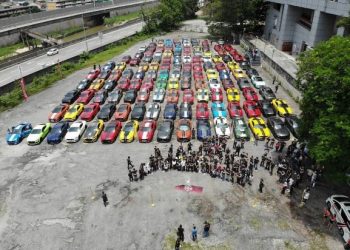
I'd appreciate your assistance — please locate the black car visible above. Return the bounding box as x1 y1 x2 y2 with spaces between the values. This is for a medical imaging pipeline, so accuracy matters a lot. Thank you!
259 86 276 101
239 61 250 71
62 89 80 104
103 79 117 92
146 70 157 81
157 120 174 142
258 100 276 117
267 117 290 141
130 102 146 121
143 55 153 63
76 79 91 91
246 68 260 78
134 52 144 59
197 120 211 141
98 69 111 80
93 89 108 104
179 102 192 119
107 89 123 104
124 90 137 104
222 55 232 63
46 121 70 145
191 38 199 46
97 103 116 121
237 78 251 90
122 69 134 80
164 103 178 120
284 115 300 138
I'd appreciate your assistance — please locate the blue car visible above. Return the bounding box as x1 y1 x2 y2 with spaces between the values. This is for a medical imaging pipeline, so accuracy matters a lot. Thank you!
219 70 230 81
211 102 227 119
47 121 70 145
164 39 173 47
197 120 211 141
163 103 178 120
6 122 32 145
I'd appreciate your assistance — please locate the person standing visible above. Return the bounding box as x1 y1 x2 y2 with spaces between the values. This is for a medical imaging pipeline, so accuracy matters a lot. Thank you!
191 225 197 241
258 179 264 193
301 187 310 205
233 139 237 149
235 144 241 156
192 128 196 139
265 138 270 148
177 225 184 242
102 191 108 207
272 76 276 85
240 139 245 149
275 82 281 93
127 156 133 169
203 221 210 237
175 238 181 250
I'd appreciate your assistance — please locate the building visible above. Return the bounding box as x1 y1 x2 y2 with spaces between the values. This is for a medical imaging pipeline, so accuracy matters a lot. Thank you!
264 0 350 53
47 0 94 10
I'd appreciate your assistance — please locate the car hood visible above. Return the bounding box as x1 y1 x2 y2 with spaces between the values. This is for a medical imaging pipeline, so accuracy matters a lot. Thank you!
27 133 40 141
6 133 20 142
65 131 80 139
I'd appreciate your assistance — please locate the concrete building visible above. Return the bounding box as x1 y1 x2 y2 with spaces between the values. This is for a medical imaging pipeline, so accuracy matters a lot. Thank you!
264 0 350 53
47 0 94 10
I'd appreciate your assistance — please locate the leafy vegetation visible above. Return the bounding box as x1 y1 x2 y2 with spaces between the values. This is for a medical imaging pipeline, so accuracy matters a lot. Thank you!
103 11 141 26
296 36 350 174
48 26 84 39
0 43 26 59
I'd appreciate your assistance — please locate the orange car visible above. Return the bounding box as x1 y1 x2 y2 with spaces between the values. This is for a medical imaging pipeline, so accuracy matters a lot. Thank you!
195 80 207 90
166 89 179 103
114 103 131 121
48 103 69 123
176 119 192 142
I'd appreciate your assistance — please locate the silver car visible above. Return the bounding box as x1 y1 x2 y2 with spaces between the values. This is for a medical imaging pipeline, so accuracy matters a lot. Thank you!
152 88 165 103
145 103 161 120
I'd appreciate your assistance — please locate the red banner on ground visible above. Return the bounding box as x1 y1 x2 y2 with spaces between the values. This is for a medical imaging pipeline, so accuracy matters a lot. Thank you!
20 78 28 101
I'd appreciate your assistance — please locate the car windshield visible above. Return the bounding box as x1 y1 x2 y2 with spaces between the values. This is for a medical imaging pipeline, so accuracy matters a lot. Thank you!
13 126 23 134
110 92 119 98
68 106 78 112
101 106 111 112
52 106 62 113
179 125 189 130
105 125 116 132
280 103 289 108
124 124 133 132
141 127 151 132
255 77 263 81
86 126 97 134
263 103 271 108
217 123 228 129
254 124 266 129
66 92 74 97
275 124 283 129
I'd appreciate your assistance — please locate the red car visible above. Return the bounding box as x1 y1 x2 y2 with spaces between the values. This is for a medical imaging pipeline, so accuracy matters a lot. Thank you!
80 103 100 121
166 89 180 103
195 80 206 90
222 79 235 90
183 47 191 55
160 62 171 71
233 53 244 62
117 77 130 91
92 89 108 104
109 70 122 82
224 44 234 52
137 88 150 102
130 57 140 66
193 71 204 81
193 64 202 73
156 47 164 53
227 101 243 118
100 120 122 144
141 78 154 91
138 120 157 143
183 89 194 104
192 56 201 64
196 103 209 120
121 55 131 64
214 44 224 52
243 87 259 101
86 69 101 82
215 62 226 71
114 103 131 121
48 103 69 122
217 50 226 57
129 78 142 91
211 89 223 102
77 89 95 104
243 100 261 117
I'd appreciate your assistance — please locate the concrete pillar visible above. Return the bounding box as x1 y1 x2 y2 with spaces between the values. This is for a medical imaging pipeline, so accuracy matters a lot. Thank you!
275 4 289 50
309 10 321 47
337 26 345 36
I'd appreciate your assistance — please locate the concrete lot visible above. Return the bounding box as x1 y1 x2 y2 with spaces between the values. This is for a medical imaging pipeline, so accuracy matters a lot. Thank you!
0 20 344 250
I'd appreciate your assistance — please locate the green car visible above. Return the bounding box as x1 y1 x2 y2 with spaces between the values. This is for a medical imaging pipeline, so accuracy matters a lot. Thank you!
232 118 250 140
158 70 169 81
27 123 51 145
156 79 168 90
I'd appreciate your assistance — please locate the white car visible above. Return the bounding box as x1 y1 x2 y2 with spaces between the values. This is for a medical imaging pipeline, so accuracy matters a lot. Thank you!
183 41 191 47
202 56 211 63
326 195 350 242
64 121 87 143
152 88 165 103
145 102 161 120
214 117 231 138
171 69 181 79
139 46 147 53
183 55 192 63
209 79 221 90
251 76 266 89
47 48 59 56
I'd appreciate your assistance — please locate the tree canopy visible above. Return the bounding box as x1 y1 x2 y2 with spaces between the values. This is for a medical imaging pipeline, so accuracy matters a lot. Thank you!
297 36 350 172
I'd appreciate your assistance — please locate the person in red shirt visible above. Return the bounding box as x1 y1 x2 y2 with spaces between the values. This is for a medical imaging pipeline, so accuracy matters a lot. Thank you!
323 208 331 223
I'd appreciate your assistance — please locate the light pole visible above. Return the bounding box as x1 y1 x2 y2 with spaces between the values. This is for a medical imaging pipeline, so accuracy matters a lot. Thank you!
82 14 89 53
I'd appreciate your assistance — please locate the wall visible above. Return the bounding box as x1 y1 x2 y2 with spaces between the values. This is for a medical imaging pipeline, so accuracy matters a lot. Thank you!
293 23 311 52
312 12 337 46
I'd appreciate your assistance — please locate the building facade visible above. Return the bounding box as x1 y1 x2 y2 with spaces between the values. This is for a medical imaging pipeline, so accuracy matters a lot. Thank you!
264 0 350 53
47 0 94 10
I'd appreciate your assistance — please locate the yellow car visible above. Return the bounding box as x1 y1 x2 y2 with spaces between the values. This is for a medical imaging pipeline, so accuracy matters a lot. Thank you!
168 78 179 90
138 62 149 72
119 120 139 143
196 88 210 102
89 79 105 91
206 69 219 80
227 61 240 72
193 46 202 52
203 51 212 57
83 120 104 143
149 62 159 71
226 88 240 102
212 55 223 63
64 103 84 121
163 50 172 58
271 99 293 117
233 69 247 79
248 117 271 140
115 62 126 71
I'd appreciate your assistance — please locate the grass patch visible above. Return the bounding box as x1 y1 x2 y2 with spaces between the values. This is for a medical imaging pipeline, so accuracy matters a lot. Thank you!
308 229 329 250
0 43 26 59
104 11 141 26
48 26 84 39
277 219 291 231
0 32 153 112
249 217 262 231
284 241 298 250
63 25 107 43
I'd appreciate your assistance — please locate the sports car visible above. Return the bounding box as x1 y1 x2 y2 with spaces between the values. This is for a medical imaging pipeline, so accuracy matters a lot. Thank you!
134 70 145 80
141 78 154 91
92 89 108 105
209 79 221 90
195 80 207 90
48 103 69 122
233 69 247 79
61 89 80 104
211 102 227 119
103 79 117 92
122 69 134 80
164 103 178 120
197 120 211 141
227 101 243 118
83 120 104 143
170 69 181 79
212 55 223 63
226 88 240 102
211 89 223 102
123 90 137 104
102 61 116 72
168 78 179 90
156 79 168 90
160 62 171 71
107 89 123 104
65 121 87 143
183 55 191 63
163 50 172 57
166 89 179 103
214 117 231 138
138 120 157 143
243 100 261 118
109 70 122 82
181 77 192 90
206 69 219 80
222 79 235 90
222 55 232 63
97 103 116 121
115 62 126 71
153 53 162 63
193 71 204 81
203 61 214 71
183 89 194 104
232 53 244 63
219 69 230 81
224 44 234 52
146 71 157 81
77 89 94 104
145 102 161 120
129 78 142 91
117 77 130 91
130 102 146 121
137 88 150 102
248 117 271 140
6 122 32 145
80 103 100 121
121 55 131 64
267 117 290 141
237 78 251 90
119 120 139 143
157 120 174 142
272 99 293 117
46 121 69 145
232 118 250 140
259 86 276 101
76 79 91 91
258 100 276 117
215 62 226 72
27 123 51 145
251 76 266 89
100 120 122 144
64 103 84 121
149 62 159 71
86 69 100 82
115 103 131 121
130 57 140 66
89 79 105 91
158 69 169 80
239 61 250 71
179 102 192 119
246 68 259 78
152 88 166 102
243 87 259 101
285 115 300 138
196 88 210 102
176 119 192 142
196 103 209 120
227 61 240 72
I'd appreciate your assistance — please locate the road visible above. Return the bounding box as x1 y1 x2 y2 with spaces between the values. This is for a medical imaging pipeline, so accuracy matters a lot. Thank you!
0 21 144 89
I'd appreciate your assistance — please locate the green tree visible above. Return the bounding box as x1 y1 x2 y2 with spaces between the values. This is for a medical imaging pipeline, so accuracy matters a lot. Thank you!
296 36 350 172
